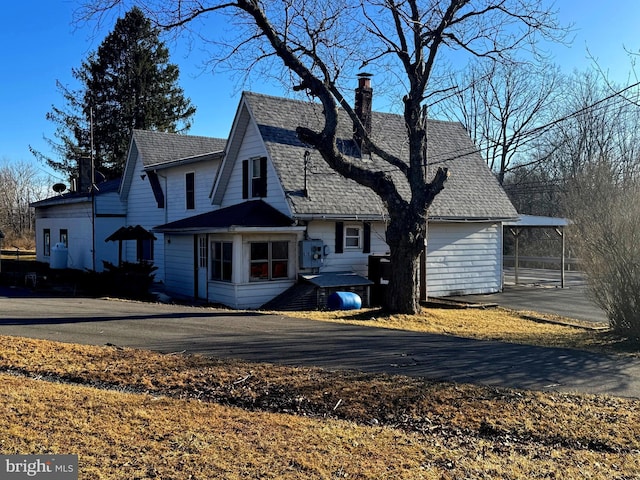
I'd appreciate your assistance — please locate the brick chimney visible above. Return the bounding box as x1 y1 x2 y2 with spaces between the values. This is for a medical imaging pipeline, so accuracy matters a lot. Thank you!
77 156 93 193
354 73 373 155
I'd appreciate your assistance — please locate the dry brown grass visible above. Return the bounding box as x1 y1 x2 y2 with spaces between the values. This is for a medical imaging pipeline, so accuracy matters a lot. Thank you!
279 305 625 353
1 335 639 479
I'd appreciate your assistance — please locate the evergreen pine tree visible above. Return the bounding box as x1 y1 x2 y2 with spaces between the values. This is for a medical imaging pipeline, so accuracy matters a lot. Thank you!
32 7 196 180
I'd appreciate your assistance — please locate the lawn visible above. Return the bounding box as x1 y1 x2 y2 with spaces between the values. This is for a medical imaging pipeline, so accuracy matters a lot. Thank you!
0 302 639 479
280 304 626 353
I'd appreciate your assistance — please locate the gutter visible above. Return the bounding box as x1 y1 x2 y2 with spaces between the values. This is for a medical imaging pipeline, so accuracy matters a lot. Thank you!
153 226 307 235
145 151 225 171
293 213 388 222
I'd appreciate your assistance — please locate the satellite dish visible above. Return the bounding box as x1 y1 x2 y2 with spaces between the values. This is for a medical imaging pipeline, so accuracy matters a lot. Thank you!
52 183 67 194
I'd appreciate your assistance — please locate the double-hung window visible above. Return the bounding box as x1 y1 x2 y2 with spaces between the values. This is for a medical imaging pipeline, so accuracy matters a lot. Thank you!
211 241 233 281
242 157 267 198
137 239 154 263
185 172 195 210
59 229 68 247
43 229 51 256
344 226 361 249
250 241 289 281
335 222 371 254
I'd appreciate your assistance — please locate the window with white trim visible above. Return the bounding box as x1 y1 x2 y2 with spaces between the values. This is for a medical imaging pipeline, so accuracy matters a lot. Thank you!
344 226 361 249
211 241 233 281
242 157 267 198
250 241 289 281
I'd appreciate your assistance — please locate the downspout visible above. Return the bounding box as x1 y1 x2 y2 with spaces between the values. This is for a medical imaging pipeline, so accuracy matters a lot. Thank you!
90 105 96 271
92 188 96 271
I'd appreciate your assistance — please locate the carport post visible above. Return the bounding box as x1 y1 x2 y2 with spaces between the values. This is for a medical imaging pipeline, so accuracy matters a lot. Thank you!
556 226 565 288
509 228 521 285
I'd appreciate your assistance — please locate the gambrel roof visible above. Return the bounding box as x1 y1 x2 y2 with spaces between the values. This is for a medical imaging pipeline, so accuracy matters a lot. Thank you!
214 91 517 221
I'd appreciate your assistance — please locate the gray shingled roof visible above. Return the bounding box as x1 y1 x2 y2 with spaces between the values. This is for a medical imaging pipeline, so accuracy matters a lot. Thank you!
155 200 294 231
243 92 517 220
31 178 122 208
132 130 226 167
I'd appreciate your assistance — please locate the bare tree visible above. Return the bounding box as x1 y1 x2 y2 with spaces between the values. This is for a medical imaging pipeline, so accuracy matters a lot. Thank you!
78 0 565 313
0 161 49 248
538 70 640 185
437 60 562 184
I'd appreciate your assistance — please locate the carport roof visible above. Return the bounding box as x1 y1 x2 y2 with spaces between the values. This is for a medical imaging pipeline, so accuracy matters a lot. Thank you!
505 214 569 228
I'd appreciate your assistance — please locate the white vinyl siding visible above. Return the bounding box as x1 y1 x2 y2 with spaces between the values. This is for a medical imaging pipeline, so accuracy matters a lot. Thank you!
125 154 167 280
305 220 388 277
34 197 125 271
426 222 502 297
220 122 290 215
125 150 222 283
163 235 194 298
304 220 502 297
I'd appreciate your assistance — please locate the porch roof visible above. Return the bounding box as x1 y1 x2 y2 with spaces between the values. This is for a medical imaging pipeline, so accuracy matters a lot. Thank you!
154 200 296 233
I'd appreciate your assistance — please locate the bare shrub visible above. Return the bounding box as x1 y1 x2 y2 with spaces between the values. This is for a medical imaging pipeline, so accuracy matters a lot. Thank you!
567 163 640 339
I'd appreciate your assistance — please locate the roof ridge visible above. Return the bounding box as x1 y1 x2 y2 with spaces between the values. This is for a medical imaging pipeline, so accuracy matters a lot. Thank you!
242 91 462 127
133 129 226 143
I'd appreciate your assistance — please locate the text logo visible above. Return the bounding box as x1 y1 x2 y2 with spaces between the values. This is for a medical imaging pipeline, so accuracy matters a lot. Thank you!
0 455 77 479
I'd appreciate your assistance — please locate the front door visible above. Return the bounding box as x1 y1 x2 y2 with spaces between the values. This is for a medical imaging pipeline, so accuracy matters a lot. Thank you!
197 234 208 300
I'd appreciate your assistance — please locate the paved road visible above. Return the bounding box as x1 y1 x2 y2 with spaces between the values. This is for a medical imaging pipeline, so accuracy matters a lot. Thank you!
1 285 638 399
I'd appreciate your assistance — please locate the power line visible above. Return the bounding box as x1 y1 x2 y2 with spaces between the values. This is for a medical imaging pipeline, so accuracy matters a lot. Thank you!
429 81 640 165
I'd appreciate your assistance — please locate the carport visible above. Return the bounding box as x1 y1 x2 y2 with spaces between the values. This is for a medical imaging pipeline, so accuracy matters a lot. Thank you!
504 215 570 288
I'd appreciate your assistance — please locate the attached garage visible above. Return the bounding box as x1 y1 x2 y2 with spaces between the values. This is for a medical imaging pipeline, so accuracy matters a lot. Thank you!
426 222 503 297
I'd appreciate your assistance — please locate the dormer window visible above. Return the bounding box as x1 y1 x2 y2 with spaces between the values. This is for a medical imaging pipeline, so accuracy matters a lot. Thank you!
242 157 267 198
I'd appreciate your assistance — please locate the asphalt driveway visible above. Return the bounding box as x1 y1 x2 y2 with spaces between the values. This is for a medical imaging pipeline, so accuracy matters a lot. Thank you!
452 268 607 324
0 285 638 399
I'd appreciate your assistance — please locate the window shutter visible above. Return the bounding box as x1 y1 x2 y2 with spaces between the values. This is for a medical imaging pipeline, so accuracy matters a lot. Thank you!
335 222 344 254
147 171 165 208
258 156 268 197
363 222 371 254
242 160 249 199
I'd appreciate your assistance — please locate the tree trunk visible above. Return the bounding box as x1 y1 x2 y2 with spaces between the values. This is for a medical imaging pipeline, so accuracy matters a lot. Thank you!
384 210 426 314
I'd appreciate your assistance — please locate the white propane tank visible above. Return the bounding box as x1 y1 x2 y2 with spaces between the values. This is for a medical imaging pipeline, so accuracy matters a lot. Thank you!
50 243 68 269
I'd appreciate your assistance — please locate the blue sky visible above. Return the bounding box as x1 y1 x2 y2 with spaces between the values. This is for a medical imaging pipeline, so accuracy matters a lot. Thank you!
1 1 639 183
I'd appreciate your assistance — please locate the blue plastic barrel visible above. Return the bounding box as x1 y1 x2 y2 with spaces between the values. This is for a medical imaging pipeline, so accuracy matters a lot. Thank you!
327 291 362 310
